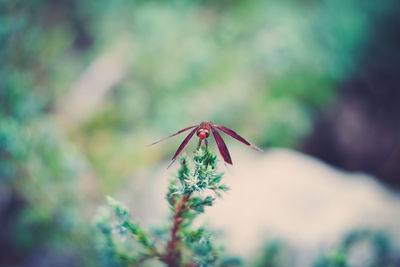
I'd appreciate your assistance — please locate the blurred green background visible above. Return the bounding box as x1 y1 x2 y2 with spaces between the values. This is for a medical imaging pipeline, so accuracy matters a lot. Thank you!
1 0 398 266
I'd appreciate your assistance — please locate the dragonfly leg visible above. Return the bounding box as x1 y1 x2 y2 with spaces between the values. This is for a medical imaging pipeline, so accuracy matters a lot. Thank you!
197 139 202 149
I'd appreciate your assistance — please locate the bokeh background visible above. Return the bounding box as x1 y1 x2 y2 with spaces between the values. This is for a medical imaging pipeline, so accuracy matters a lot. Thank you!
1 0 400 266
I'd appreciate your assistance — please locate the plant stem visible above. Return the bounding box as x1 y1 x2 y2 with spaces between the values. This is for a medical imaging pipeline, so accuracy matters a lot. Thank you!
161 193 192 267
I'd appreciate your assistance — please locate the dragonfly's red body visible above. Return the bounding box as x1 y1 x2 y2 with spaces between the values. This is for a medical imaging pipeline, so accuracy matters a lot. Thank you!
150 121 261 168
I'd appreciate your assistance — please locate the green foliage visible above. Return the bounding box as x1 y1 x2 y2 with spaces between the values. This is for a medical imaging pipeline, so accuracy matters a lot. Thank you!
0 1 98 263
252 230 399 267
96 197 159 266
96 148 231 267
315 250 348 267
253 241 286 267
314 229 397 267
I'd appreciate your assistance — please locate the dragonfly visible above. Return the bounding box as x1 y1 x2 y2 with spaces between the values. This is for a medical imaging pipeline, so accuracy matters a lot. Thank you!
149 121 262 168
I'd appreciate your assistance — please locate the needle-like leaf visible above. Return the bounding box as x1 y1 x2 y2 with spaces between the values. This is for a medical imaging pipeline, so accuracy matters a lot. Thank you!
168 127 199 168
211 126 232 165
213 125 263 152
148 125 198 146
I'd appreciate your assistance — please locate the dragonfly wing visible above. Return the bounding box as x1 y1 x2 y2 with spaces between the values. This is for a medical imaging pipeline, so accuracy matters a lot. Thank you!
167 127 199 168
213 125 262 152
211 126 232 165
148 125 198 146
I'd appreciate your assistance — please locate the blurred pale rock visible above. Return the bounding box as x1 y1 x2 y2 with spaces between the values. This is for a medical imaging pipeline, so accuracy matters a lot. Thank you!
124 147 400 265
56 36 133 126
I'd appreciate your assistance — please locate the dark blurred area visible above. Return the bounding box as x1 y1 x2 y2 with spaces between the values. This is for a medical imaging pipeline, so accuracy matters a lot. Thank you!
301 0 400 188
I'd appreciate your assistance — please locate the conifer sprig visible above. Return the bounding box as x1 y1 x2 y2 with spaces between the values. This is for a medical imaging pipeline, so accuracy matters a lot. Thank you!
96 147 230 267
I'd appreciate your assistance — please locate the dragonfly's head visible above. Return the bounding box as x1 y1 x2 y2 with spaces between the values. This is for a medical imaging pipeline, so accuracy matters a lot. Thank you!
197 128 210 140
